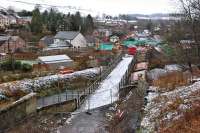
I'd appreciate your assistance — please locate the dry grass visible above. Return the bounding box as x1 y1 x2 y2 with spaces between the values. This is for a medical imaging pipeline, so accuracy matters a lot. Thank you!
154 88 200 133
159 102 200 133
153 72 191 92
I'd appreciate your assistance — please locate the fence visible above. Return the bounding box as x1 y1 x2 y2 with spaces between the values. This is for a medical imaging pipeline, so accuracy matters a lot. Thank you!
0 55 9 62
118 56 135 89
40 47 93 57
38 52 124 109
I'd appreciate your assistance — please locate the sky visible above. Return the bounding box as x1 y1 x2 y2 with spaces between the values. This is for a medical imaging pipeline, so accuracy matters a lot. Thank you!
0 0 176 16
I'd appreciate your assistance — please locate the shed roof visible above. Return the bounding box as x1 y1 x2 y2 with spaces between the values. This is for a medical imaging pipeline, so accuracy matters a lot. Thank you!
38 55 73 64
98 43 114 51
54 31 79 40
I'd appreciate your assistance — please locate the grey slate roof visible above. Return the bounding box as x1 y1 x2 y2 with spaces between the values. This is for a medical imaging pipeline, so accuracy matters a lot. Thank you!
54 31 79 40
40 35 54 45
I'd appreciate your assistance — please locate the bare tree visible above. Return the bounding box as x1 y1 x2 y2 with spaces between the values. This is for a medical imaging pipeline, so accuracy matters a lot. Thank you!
178 0 200 42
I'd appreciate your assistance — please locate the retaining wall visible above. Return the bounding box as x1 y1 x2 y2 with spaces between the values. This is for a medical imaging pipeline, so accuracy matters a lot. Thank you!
37 99 77 115
0 93 37 132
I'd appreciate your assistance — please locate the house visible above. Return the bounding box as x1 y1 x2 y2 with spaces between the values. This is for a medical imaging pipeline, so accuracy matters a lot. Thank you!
38 35 54 49
110 35 119 43
0 14 9 29
8 15 17 24
0 36 25 53
38 54 74 70
16 16 32 25
53 31 87 48
0 13 17 29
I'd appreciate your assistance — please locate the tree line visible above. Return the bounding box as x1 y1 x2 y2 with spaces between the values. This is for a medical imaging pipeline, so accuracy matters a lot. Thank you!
19 7 94 35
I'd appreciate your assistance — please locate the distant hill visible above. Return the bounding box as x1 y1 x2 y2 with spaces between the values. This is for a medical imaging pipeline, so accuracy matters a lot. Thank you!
128 13 169 18
125 13 182 20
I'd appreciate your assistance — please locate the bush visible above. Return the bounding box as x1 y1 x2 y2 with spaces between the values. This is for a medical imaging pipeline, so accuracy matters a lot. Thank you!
21 63 32 72
0 60 22 71
1 60 12 70
15 61 22 70
153 72 190 91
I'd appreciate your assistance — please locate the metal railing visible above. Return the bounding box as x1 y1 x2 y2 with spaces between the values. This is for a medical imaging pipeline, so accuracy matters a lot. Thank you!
38 52 124 108
118 56 135 89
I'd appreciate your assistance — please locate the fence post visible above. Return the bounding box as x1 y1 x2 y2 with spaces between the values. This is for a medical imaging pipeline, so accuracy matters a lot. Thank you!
87 98 90 112
77 91 80 107
42 97 45 107
110 89 112 104
66 90 68 101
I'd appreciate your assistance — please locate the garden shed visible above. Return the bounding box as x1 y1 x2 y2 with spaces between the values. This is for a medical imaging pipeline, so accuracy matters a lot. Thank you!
97 43 114 51
38 55 73 70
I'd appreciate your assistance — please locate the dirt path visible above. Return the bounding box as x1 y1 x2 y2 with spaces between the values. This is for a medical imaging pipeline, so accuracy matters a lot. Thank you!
57 106 110 133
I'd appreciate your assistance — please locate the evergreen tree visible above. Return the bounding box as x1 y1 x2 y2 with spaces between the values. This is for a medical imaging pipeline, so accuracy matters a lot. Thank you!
84 14 94 34
30 7 43 33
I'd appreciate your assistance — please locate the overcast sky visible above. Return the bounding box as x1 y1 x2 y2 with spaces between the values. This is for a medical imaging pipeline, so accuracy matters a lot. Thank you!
1 0 176 16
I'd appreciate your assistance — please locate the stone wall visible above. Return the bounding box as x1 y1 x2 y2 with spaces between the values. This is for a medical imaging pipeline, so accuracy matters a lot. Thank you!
0 93 37 132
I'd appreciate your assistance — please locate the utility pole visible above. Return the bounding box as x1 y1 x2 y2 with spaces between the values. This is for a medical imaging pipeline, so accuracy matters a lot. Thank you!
7 36 15 72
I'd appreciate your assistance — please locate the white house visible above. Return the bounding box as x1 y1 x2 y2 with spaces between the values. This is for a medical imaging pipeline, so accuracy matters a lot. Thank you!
53 31 87 48
0 14 9 28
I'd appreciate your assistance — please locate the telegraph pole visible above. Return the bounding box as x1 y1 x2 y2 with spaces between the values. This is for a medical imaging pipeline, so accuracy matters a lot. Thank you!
7 36 15 72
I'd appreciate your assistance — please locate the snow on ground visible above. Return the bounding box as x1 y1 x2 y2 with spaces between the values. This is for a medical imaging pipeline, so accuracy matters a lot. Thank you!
0 68 101 98
78 56 133 112
141 81 200 132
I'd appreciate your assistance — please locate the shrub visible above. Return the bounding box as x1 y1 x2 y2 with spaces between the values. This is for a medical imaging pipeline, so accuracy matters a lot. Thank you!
153 72 190 91
0 60 22 71
0 60 12 70
15 61 22 70
21 63 32 72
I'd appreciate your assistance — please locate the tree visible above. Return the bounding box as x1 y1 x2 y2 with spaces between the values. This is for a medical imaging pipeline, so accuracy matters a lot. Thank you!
18 10 33 17
82 14 94 34
62 13 72 31
73 12 82 31
30 7 43 34
146 20 154 31
178 0 200 42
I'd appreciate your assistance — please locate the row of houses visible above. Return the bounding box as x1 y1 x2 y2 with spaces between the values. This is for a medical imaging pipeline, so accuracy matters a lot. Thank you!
0 31 92 55
0 11 31 29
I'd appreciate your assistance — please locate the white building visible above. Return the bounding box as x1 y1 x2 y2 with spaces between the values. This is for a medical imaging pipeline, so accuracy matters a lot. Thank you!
53 31 87 48
0 14 9 28
38 54 74 70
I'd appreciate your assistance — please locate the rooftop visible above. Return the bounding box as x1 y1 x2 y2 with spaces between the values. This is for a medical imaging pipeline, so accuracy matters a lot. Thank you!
38 55 73 64
54 31 80 40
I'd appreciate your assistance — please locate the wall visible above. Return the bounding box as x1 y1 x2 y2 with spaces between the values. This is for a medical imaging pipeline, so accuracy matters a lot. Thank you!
37 99 77 115
0 93 37 132
71 34 87 48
